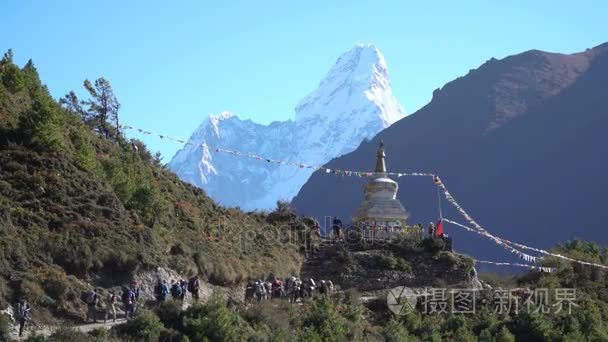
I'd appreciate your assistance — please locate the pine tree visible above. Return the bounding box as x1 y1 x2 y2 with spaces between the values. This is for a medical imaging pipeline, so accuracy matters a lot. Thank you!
1 50 24 93
60 91 88 121
81 78 120 140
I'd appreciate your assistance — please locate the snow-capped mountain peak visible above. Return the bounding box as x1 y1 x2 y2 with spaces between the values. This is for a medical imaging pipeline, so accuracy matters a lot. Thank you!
169 45 406 210
317 44 387 89
295 44 403 126
208 111 235 136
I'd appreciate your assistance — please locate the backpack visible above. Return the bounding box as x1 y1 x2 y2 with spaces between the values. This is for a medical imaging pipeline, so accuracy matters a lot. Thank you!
131 286 140 299
155 283 168 298
17 303 29 320
122 288 133 304
85 291 96 304
171 283 182 297
255 283 265 295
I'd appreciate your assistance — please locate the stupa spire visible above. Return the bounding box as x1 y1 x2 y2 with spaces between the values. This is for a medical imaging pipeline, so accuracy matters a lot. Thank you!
352 139 409 229
375 140 387 173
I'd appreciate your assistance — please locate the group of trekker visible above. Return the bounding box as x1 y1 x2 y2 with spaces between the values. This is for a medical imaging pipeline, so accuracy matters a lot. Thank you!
154 276 200 306
79 276 201 325
81 281 142 324
245 276 334 303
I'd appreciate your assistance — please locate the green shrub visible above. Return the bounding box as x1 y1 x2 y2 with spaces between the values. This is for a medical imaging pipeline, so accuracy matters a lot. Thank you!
421 237 446 254
116 310 164 342
19 95 65 152
241 300 293 338
40 267 69 302
302 297 348 341
383 318 410 342
376 254 397 269
495 325 515 342
182 299 247 341
87 327 108 339
297 327 323 342
0 312 10 341
510 311 553 341
127 186 160 226
47 326 92 341
72 130 96 171
24 334 46 342
155 300 183 331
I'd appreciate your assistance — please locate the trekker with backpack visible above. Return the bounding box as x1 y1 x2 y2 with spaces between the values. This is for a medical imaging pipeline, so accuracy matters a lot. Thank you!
332 217 343 242
129 281 141 315
271 278 283 299
254 280 266 302
106 291 118 323
179 280 188 301
319 280 327 296
16 298 31 337
122 286 135 319
188 276 201 302
302 278 316 299
84 289 99 323
245 280 255 301
170 280 183 301
154 280 169 306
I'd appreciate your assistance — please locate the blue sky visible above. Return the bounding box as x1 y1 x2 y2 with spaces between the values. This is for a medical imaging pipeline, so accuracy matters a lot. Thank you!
2 1 606 159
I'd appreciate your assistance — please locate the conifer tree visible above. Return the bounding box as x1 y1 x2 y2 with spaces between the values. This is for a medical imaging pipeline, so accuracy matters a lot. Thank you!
81 78 120 140
59 91 87 120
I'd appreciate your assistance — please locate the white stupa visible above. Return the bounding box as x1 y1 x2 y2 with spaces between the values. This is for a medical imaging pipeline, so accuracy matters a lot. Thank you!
352 141 409 228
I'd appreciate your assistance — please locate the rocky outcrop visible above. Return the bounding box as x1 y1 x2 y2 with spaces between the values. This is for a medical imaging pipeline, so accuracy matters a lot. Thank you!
301 238 480 292
133 267 246 304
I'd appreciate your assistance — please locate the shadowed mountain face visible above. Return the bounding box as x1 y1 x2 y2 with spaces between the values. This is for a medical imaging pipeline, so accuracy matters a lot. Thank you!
292 43 608 263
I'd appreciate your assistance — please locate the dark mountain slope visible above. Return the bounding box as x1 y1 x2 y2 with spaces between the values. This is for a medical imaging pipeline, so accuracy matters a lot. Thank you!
292 43 608 261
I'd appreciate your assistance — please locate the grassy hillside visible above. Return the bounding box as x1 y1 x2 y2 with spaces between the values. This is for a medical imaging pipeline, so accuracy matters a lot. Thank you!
0 51 303 321
6 241 608 341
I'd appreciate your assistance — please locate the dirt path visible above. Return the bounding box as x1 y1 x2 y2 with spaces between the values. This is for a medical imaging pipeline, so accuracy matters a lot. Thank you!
8 301 194 340
9 318 126 341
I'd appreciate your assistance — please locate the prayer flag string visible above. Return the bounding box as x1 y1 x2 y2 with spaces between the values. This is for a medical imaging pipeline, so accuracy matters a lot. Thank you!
121 124 608 271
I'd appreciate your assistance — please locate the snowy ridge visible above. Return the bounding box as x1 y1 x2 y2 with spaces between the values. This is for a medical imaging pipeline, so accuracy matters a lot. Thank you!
169 44 406 210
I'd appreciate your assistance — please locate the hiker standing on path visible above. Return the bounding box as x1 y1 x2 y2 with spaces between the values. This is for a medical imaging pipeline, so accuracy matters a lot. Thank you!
16 298 31 337
313 220 321 237
106 291 118 323
122 286 135 319
170 280 183 301
155 280 169 307
427 222 436 237
84 289 99 323
188 276 200 302
129 281 141 315
254 280 266 302
179 280 188 301
332 217 343 242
